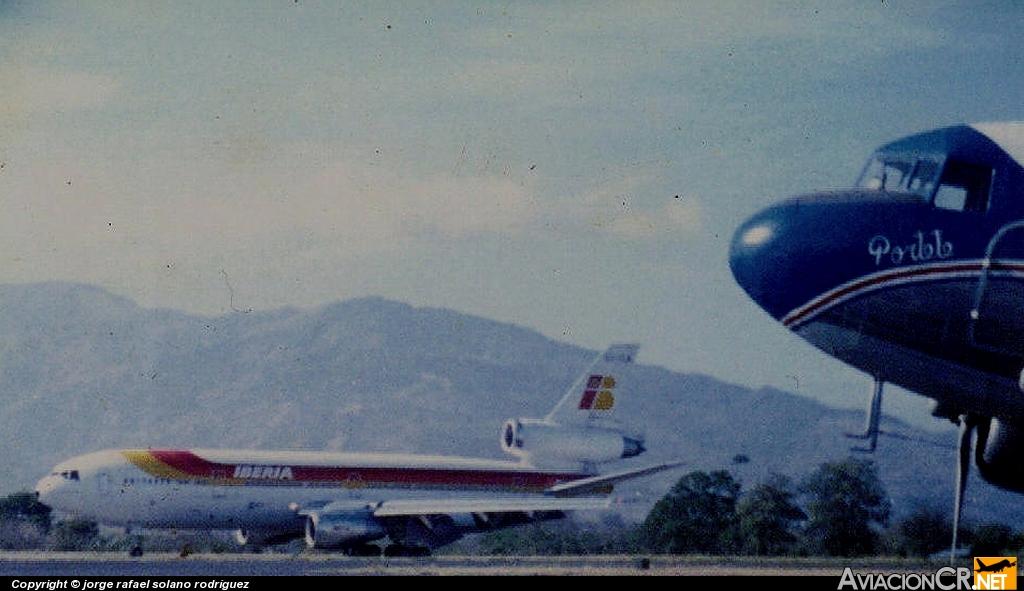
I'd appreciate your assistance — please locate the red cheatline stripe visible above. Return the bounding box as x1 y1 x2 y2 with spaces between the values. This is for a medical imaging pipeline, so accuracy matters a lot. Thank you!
782 260 1004 329
125 449 587 491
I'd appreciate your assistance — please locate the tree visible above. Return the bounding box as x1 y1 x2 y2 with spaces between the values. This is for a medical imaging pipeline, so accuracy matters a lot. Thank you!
736 474 806 556
456 514 636 555
640 470 741 554
801 458 890 556
0 491 52 549
52 518 101 551
971 523 1012 557
0 491 52 534
889 505 953 558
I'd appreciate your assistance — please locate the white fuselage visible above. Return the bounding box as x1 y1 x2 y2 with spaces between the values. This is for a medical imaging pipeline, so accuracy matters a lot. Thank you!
35 448 588 533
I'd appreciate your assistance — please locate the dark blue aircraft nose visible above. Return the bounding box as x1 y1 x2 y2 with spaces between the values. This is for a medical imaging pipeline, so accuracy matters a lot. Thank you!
729 203 798 320
730 190 910 324
729 195 847 322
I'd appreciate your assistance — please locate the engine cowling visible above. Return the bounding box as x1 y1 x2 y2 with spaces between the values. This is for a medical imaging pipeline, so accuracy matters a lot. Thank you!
233 528 303 548
501 418 644 466
304 510 387 549
977 417 1024 494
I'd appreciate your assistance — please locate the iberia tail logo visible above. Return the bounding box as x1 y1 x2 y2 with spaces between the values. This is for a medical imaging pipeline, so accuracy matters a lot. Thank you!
578 374 616 411
974 557 1017 590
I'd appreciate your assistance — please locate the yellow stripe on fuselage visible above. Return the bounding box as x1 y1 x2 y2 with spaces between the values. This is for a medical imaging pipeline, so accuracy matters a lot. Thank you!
122 450 193 479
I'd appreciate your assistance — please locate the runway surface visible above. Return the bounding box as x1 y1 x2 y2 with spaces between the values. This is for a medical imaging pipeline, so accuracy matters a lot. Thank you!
0 552 965 577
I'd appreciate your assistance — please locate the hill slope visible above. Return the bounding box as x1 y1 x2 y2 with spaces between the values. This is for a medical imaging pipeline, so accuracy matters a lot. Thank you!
0 282 1017 527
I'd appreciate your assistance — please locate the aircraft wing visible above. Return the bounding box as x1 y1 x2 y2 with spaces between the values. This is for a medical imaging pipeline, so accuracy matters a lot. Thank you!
295 462 685 549
544 461 687 496
294 461 685 517
370 496 610 517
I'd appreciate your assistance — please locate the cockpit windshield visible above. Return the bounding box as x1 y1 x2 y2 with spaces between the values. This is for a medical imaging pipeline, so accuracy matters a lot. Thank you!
858 153 993 213
857 154 941 200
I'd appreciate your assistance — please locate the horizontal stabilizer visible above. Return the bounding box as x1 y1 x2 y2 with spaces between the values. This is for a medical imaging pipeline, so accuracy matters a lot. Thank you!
544 461 687 496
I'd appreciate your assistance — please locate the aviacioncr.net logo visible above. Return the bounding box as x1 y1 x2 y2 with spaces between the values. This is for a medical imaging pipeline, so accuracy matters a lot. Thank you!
838 567 973 590
973 557 1017 590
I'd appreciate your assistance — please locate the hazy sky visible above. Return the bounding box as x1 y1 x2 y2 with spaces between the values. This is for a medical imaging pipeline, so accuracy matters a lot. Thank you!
2 1 1022 430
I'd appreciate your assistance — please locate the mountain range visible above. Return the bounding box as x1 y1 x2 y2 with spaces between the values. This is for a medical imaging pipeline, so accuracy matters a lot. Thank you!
0 282 1019 528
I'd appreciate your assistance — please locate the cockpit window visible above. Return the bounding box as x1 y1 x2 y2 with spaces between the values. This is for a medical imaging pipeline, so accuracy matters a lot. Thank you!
858 155 941 200
54 470 79 481
859 154 992 213
859 156 911 192
908 159 940 197
933 160 992 213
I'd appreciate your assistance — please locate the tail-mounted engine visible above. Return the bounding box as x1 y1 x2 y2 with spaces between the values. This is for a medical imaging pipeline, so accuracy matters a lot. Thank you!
501 418 644 467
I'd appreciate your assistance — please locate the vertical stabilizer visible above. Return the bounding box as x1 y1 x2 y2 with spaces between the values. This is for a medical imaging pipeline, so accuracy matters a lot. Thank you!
544 344 639 427
500 344 644 468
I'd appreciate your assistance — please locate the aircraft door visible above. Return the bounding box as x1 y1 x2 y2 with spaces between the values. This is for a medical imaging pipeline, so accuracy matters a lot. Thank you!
96 471 113 494
969 220 1024 355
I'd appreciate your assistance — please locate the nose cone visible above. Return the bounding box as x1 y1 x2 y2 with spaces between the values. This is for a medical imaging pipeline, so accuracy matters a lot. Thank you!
35 468 81 510
730 193 865 322
731 191 900 325
729 204 796 320
34 475 59 506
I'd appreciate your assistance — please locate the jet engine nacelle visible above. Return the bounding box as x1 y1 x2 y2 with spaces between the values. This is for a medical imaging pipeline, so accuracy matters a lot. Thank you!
977 417 1024 494
501 418 644 466
233 528 302 548
304 510 387 549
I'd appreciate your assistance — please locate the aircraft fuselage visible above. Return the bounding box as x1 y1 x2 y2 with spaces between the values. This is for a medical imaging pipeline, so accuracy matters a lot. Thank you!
36 448 588 533
731 124 1024 425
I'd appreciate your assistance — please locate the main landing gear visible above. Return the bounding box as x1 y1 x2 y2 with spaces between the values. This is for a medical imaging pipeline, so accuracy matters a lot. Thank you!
951 413 991 564
848 377 977 563
846 377 884 453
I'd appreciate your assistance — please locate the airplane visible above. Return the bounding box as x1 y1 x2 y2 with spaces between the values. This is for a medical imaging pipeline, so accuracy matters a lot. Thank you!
977 558 1017 573
729 122 1024 556
35 344 680 554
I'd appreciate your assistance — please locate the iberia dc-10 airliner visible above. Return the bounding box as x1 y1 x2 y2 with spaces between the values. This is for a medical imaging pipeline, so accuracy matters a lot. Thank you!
36 344 680 554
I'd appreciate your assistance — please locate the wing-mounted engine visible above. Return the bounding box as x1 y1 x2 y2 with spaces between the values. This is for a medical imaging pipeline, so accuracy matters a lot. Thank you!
501 418 644 467
976 417 1024 493
301 502 387 549
232 528 303 548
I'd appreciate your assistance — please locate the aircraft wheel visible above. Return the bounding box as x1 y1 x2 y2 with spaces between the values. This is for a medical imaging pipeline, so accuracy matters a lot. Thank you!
345 544 382 556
